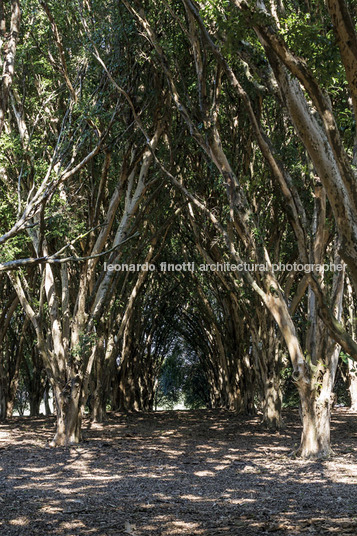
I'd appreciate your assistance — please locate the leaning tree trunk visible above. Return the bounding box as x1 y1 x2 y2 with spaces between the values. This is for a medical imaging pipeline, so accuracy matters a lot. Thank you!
117 327 143 412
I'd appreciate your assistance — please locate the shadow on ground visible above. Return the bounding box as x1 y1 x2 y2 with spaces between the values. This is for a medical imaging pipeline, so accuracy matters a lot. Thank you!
0 409 356 535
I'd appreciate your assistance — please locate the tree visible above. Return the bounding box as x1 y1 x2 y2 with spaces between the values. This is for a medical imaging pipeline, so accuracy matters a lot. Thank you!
122 0 357 456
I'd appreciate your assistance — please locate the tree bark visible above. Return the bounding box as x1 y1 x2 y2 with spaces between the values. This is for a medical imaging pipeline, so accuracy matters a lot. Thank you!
297 370 334 458
262 378 282 430
0 0 21 136
50 382 82 446
346 276 357 410
0 389 7 421
43 382 52 416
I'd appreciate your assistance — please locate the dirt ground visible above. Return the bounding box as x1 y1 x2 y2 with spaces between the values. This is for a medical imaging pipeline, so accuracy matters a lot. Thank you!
0 409 356 536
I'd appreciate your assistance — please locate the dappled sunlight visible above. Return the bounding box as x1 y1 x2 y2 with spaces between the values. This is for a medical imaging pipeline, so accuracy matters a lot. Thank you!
194 470 216 477
59 520 87 530
38 504 63 515
9 517 29 526
213 464 230 471
170 520 201 530
181 494 215 502
21 465 49 473
1 410 357 535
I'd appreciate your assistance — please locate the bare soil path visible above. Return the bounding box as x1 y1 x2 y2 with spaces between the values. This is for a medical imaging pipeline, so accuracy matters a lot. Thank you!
0 409 356 535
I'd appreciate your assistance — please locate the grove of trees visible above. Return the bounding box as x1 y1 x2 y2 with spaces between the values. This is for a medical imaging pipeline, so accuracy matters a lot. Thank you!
1 0 357 458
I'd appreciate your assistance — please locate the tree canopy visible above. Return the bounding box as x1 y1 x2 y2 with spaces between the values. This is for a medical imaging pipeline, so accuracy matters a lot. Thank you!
1 0 357 458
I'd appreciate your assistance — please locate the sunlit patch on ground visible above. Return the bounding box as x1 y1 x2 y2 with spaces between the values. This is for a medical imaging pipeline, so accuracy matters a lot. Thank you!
9 516 29 526
0 409 356 535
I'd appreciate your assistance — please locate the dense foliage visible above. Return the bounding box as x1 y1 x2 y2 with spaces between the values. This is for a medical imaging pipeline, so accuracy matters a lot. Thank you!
1 0 357 458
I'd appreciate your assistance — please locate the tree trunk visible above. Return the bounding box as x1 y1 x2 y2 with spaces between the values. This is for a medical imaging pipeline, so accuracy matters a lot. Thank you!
90 338 110 422
6 374 19 419
29 393 42 417
239 353 256 415
6 398 15 419
348 360 357 411
43 383 52 416
110 371 120 411
252 317 283 430
117 354 139 411
262 378 282 430
297 375 333 458
296 317 341 458
0 389 7 421
346 276 357 410
49 382 82 447
91 377 107 423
